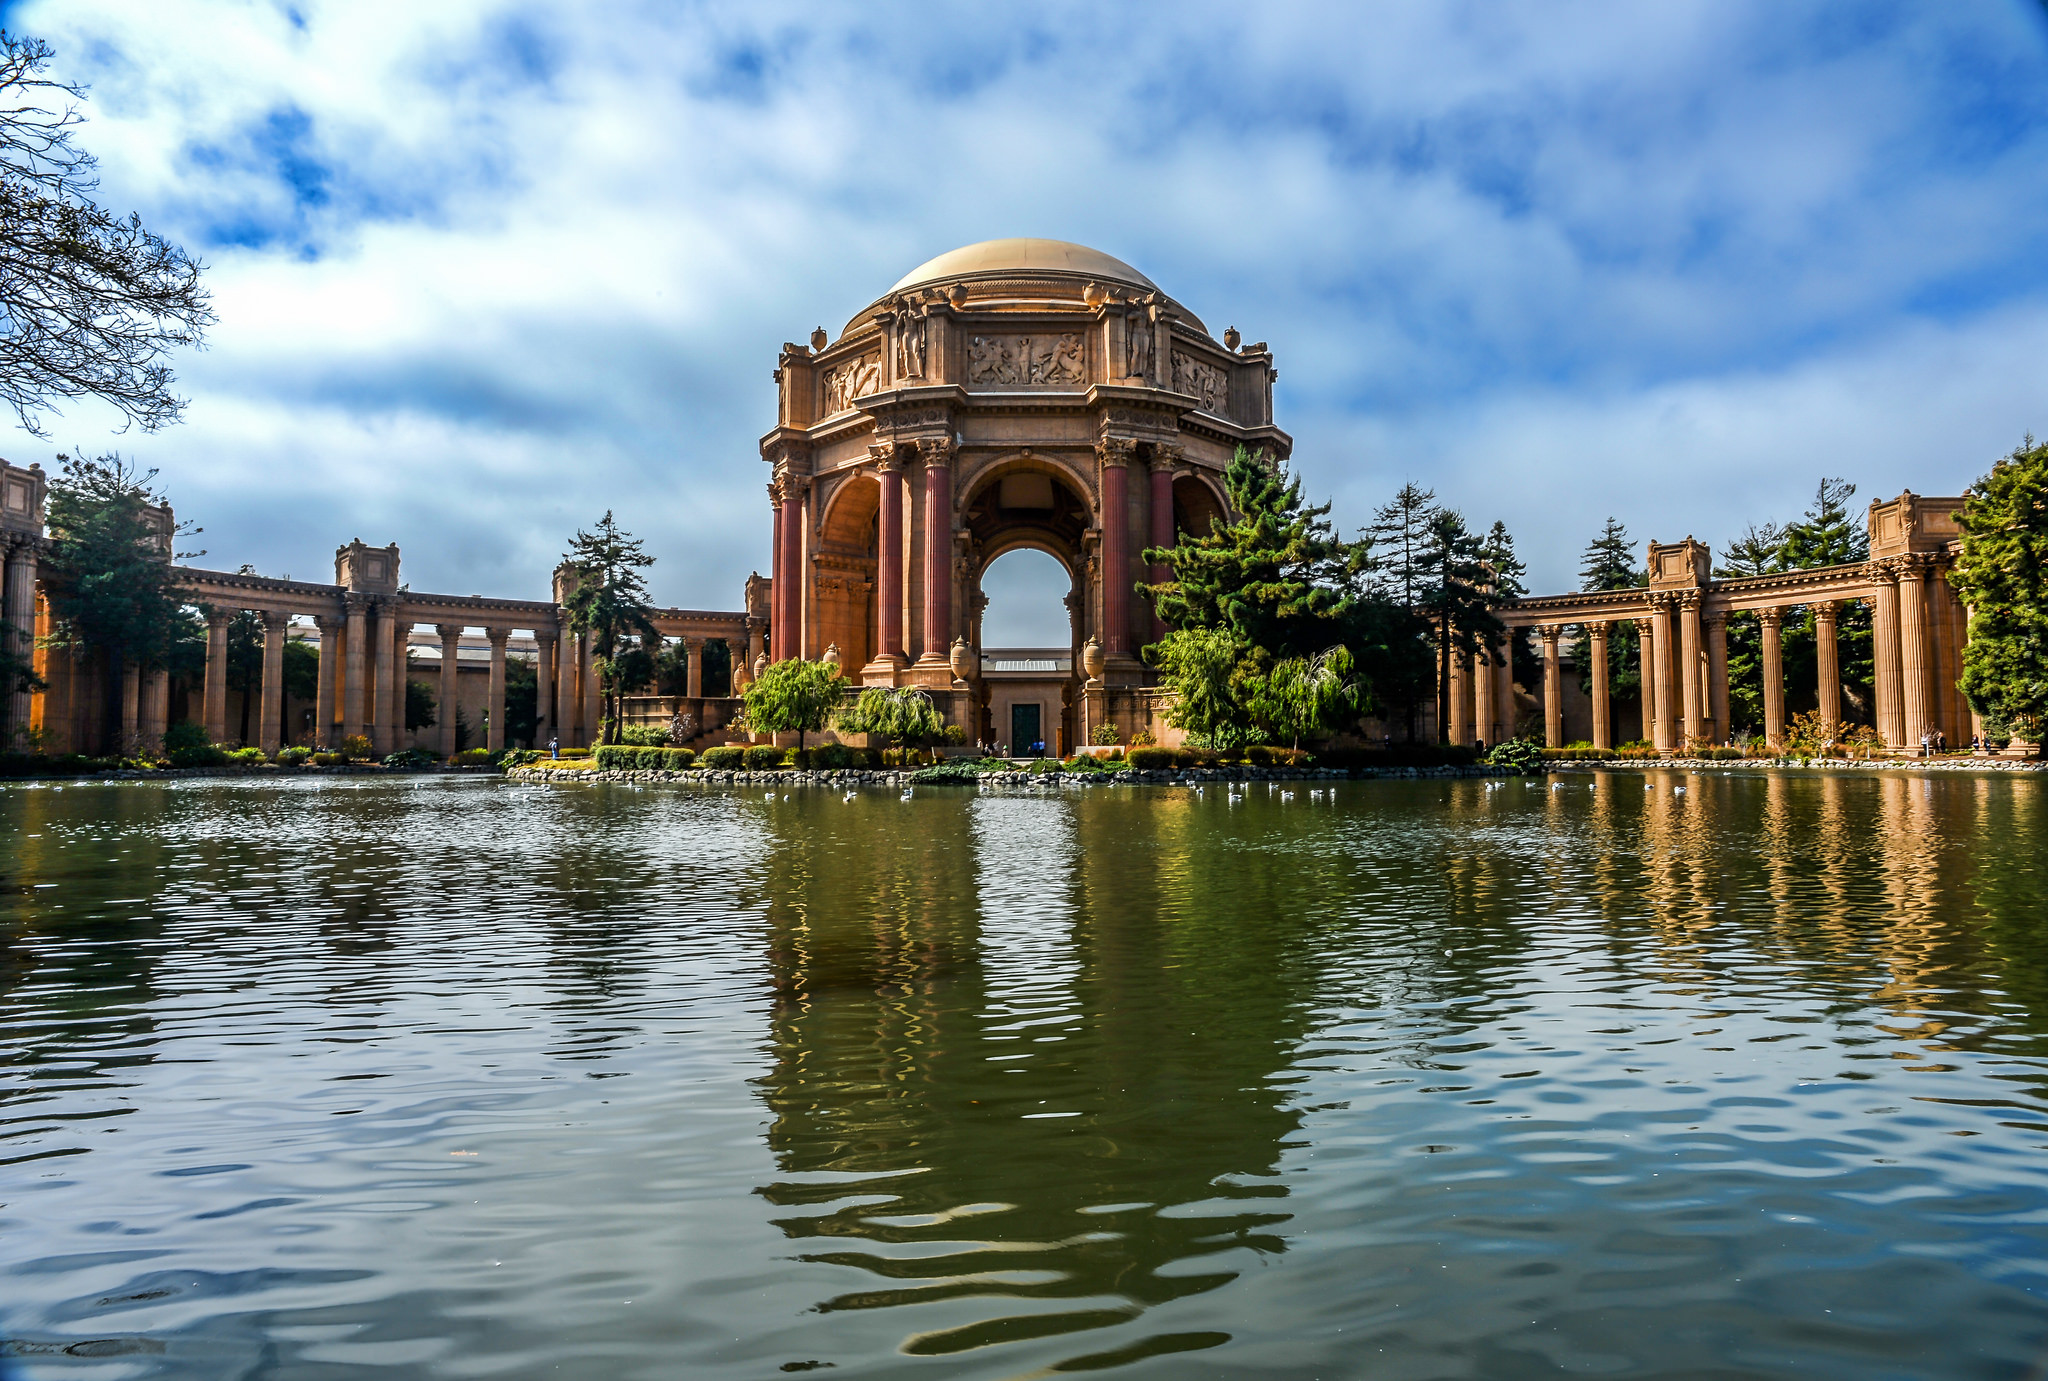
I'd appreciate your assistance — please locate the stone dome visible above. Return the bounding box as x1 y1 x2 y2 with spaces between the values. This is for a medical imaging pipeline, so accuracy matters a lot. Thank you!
889 238 1156 295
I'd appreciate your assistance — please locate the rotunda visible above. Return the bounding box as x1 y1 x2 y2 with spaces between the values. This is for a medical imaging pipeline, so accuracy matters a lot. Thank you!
760 238 1291 751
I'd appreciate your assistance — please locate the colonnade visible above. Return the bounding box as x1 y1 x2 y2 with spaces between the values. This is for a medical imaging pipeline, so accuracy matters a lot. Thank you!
2 530 39 745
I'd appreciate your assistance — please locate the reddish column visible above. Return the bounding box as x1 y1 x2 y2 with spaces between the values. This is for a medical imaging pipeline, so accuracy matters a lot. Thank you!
919 446 953 661
769 487 786 659
1148 457 1175 638
877 458 904 660
779 487 805 660
1101 447 1131 655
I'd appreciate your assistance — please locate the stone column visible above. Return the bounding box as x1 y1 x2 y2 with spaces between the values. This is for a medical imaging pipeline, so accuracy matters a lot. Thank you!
203 609 232 745
313 615 339 748
1097 439 1134 657
1537 624 1564 747
1813 601 1842 728
3 536 36 740
1678 595 1704 747
1589 622 1611 750
1649 601 1675 754
259 611 288 755
535 632 556 740
1940 567 1971 744
1634 617 1655 744
372 601 399 755
684 636 703 698
437 624 462 758
555 624 578 745
341 598 368 746
874 449 906 664
1493 639 1514 745
1759 607 1786 748
778 478 807 660
1897 558 1933 751
916 439 956 670
582 636 601 745
487 627 509 751
1870 572 1903 747
1471 645 1493 748
1447 642 1471 745
769 483 787 659
1705 611 1729 745
142 668 169 749
1148 448 1179 640
120 661 140 752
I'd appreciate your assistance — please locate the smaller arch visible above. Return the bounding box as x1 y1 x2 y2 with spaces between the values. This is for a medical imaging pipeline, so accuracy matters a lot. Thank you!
1173 472 1229 541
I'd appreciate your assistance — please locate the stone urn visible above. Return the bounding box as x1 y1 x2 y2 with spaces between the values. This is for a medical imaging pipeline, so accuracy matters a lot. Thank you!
949 637 973 682
1081 637 1104 683
823 642 841 669
753 652 768 683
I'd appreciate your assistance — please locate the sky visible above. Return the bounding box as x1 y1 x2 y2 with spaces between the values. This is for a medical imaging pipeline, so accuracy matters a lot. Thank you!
6 0 2048 646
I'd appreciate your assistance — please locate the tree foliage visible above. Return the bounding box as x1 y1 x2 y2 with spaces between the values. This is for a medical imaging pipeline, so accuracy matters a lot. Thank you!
1419 509 1503 745
742 657 845 751
0 35 213 436
1574 517 1644 708
1150 626 1255 750
1949 436 2048 749
1252 645 1360 749
835 685 945 751
560 511 660 745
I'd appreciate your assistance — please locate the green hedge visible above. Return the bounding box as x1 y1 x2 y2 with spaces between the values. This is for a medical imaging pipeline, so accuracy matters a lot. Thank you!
1542 747 1616 761
699 745 746 769
744 745 789 771
908 760 986 784
592 746 697 772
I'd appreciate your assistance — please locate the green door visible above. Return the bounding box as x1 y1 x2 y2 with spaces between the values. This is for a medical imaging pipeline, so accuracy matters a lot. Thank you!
1011 703 1042 757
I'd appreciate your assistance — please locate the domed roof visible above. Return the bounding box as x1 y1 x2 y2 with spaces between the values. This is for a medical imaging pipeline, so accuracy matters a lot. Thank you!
889 238 1156 294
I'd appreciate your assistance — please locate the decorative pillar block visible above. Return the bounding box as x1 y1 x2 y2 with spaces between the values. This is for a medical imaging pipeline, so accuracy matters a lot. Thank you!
486 627 509 751
684 636 703 699
437 624 462 759
203 609 232 745
1758 608 1786 748
1704 611 1729 746
259 611 288 755
1588 623 1611 750
1869 573 1903 747
313 615 339 749
1813 601 1842 729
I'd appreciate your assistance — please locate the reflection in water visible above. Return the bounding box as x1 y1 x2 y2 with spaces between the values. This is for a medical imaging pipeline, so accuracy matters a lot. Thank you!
4 772 2048 1378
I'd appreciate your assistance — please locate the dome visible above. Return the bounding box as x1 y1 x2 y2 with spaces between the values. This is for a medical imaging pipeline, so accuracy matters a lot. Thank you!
888 238 1156 294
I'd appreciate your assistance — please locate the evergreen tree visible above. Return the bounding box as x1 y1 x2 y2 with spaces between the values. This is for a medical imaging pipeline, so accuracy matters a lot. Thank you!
1570 518 1645 725
1777 479 1874 724
1780 479 1867 568
1360 482 1442 740
560 511 661 745
1949 436 2048 750
1419 509 1503 745
1578 517 1638 592
1713 523 1785 735
1369 482 1438 610
41 451 198 752
224 604 261 745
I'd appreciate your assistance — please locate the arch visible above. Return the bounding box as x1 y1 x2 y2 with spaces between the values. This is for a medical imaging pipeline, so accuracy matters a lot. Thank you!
814 471 880 669
978 547 1075 648
1173 472 1229 541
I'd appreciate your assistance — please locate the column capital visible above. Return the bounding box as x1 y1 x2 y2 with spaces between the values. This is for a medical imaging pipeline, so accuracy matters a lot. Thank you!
1675 590 1702 611
313 613 342 633
1096 436 1138 468
1701 609 1726 630
1811 599 1840 626
485 626 510 647
867 440 906 472
261 609 291 632
1148 441 1185 472
1533 623 1563 642
1586 620 1611 640
436 622 463 641
1757 606 1785 628
915 435 956 468
205 608 233 629
677 633 701 650
1633 615 1655 634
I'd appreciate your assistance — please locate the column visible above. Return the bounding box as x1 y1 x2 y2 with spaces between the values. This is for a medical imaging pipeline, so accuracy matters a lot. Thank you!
1447 643 1470 745
535 632 556 739
1148 448 1178 640
142 669 169 749
1634 617 1655 744
342 596 368 747
684 636 703 698
313 615 339 748
1097 439 1133 658
778 478 807 660
120 661 139 753
1537 625 1563 747
1705 612 1729 745
1813 601 1842 728
259 611 287 755
1473 644 1496 749
1588 622 1611 750
3 537 36 740
1759 608 1786 748
437 624 462 758
1869 572 1902 746
1649 601 1675 754
487 627 509 751
1897 559 1933 752
769 483 787 660
1678 596 1704 746
1493 639 1513 745
554 623 577 745
916 439 955 668
875 450 906 665
582 635 601 745
1940 567 1970 744
372 602 398 755
203 609 231 744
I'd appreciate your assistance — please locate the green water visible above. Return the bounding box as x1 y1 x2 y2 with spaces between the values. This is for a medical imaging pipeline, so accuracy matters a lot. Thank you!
3 770 2047 1378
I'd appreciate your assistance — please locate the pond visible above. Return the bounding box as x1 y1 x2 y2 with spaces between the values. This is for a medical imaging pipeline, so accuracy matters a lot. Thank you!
2 770 2047 1379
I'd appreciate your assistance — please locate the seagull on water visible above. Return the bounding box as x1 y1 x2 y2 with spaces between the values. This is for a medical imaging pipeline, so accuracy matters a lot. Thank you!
900 787 914 801
1281 791 1294 801
843 790 856 803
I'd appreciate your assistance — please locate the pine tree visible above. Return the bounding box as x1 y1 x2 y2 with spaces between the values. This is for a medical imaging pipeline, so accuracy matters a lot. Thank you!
1949 436 2048 750
1777 479 1875 725
1573 518 1645 719
1369 482 1438 610
1780 479 1867 568
1419 509 1503 745
560 511 661 745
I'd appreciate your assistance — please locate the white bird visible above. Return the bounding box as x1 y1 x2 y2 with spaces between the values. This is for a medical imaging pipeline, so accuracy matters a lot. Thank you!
1674 786 1686 795
900 788 913 801
1281 791 1294 801
765 791 775 800
843 790 856 803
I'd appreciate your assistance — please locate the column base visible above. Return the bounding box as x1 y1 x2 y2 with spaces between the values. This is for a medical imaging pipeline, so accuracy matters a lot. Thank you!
860 653 908 687
1099 652 1146 687
906 655 955 691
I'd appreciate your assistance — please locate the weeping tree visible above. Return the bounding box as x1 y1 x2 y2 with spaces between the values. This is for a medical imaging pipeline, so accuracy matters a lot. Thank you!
743 657 846 754
560 511 660 745
835 685 945 758
1253 645 1360 750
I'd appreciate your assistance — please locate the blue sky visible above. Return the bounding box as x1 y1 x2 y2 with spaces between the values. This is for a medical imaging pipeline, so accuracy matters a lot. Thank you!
7 0 2048 642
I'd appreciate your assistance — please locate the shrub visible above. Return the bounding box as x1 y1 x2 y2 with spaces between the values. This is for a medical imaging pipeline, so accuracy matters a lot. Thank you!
558 747 591 759
162 721 209 754
1244 744 1274 766
1026 756 1065 774
453 747 499 767
1542 746 1615 761
276 745 312 765
1272 747 1314 768
942 723 966 746
744 744 788 771
1177 747 1220 770
311 751 344 766
166 741 228 769
227 746 267 764
1060 754 1113 774
1091 721 1120 745
383 747 434 769
699 745 745 770
810 742 854 770
592 745 696 772
501 749 542 767
1130 728 1156 746
617 724 668 746
908 760 985 784
1126 746 1175 770
1486 738 1546 775
340 734 373 760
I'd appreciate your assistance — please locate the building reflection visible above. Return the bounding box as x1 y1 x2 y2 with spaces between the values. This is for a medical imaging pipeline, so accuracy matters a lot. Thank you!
750 789 1310 1365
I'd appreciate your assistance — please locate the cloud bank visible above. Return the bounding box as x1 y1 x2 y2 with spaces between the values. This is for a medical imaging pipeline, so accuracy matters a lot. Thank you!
10 0 2048 601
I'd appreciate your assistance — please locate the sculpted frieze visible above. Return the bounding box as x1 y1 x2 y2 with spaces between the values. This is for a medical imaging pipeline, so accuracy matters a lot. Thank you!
967 333 1086 389
822 352 881 415
1172 351 1228 414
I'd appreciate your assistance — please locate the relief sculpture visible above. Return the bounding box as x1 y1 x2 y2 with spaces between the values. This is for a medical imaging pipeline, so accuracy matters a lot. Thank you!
1172 351 1228 414
966 333 1086 388
821 352 881 415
